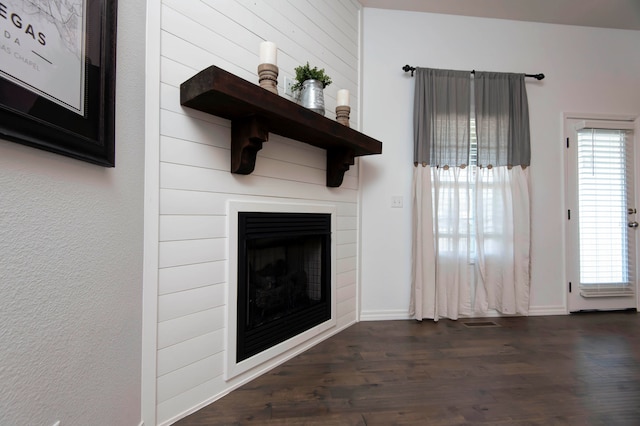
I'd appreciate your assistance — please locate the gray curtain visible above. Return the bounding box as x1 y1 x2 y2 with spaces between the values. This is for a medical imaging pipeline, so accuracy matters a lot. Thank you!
414 69 531 168
413 68 470 167
474 72 530 167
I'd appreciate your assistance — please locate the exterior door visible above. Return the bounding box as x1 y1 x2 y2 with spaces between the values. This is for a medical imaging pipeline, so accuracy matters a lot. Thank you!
565 116 638 312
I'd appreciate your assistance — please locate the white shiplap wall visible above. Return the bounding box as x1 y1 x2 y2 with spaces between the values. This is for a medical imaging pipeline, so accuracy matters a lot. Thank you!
155 1 362 424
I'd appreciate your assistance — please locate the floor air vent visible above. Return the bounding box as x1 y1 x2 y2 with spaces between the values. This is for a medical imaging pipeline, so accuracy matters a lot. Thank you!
462 321 500 328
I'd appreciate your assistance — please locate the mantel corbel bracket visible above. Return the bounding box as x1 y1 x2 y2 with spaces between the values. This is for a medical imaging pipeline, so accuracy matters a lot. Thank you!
231 115 269 174
327 147 355 187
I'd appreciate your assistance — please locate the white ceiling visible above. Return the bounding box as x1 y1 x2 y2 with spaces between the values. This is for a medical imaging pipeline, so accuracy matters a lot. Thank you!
358 0 640 31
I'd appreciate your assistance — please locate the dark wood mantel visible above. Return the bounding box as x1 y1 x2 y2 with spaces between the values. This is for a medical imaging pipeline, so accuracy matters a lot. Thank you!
180 66 382 187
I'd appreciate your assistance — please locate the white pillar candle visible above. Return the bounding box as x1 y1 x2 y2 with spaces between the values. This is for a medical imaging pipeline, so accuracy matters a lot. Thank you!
337 89 350 107
259 41 277 65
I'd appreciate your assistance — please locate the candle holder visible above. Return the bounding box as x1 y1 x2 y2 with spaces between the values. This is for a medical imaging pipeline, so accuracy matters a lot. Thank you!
258 63 278 95
335 105 350 127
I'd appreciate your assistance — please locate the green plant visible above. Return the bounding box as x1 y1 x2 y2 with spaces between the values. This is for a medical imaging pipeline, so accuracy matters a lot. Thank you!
292 62 332 91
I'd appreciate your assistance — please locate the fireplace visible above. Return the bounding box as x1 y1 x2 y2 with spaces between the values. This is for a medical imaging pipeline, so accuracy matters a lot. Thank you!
236 212 331 362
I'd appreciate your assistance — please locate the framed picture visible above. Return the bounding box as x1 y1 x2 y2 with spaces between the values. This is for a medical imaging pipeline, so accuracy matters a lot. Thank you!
0 0 117 166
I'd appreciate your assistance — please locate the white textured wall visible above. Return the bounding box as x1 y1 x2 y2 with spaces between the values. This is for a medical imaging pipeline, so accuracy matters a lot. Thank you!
360 8 640 319
151 1 363 424
0 2 145 426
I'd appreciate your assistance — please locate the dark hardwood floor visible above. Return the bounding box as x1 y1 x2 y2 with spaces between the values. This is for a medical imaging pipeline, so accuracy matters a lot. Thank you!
176 312 640 425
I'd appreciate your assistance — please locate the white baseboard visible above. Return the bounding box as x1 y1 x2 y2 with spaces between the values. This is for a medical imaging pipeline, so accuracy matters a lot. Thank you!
528 304 567 316
360 309 412 321
360 305 568 321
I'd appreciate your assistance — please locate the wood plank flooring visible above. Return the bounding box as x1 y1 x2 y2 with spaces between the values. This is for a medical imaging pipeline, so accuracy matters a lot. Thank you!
175 312 640 425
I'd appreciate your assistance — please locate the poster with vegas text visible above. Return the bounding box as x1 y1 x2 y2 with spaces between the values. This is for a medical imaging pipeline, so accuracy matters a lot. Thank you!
0 0 87 115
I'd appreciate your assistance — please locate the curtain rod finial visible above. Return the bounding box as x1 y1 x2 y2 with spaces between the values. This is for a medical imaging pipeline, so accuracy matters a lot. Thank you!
402 65 416 76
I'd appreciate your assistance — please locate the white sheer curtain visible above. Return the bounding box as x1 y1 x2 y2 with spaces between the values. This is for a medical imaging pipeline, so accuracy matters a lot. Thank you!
474 166 531 315
410 68 531 321
411 165 474 320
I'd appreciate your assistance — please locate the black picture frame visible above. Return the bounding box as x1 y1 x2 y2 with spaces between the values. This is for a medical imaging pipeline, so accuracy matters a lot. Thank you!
0 0 117 167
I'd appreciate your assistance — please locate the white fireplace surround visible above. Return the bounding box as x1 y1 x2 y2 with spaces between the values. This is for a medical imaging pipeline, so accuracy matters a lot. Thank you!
226 200 337 380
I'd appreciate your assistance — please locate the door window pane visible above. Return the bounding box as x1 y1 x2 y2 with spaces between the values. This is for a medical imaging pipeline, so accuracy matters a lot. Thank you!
577 128 633 288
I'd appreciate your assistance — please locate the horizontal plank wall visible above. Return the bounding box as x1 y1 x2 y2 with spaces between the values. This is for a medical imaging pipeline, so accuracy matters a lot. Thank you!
155 1 362 424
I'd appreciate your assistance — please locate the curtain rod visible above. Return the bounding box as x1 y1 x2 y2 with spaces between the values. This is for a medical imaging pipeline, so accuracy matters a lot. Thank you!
402 65 544 80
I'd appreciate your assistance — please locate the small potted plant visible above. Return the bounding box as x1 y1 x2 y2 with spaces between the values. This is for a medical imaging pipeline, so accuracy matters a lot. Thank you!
292 62 332 115
291 62 333 91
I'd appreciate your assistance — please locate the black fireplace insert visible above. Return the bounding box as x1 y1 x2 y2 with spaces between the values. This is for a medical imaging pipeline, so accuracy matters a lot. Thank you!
236 212 331 362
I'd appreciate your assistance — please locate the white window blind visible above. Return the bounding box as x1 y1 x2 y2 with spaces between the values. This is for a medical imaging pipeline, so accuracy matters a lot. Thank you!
577 126 635 297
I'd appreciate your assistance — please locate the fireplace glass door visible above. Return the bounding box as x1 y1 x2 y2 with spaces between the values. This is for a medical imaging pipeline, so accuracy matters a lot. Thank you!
237 212 331 362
